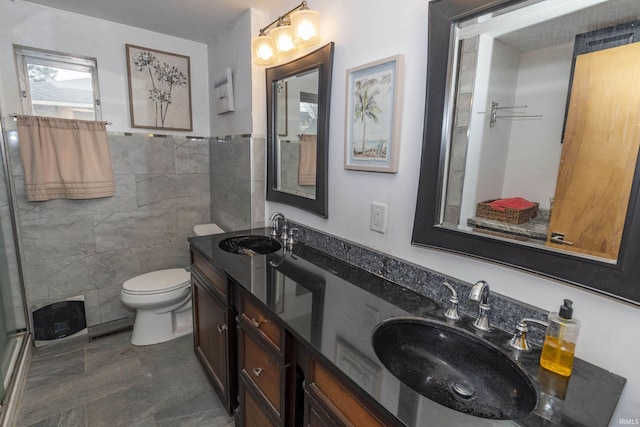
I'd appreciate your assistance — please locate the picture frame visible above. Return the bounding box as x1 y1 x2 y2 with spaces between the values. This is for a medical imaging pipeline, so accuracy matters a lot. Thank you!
344 55 403 173
126 44 193 131
276 81 288 136
214 66 234 115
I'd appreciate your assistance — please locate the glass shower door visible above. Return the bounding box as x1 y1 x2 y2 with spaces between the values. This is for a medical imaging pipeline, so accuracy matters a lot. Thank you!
0 118 28 405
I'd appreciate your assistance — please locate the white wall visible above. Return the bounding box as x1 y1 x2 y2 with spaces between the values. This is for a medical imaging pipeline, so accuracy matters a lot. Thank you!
461 36 520 222
259 0 640 423
208 9 253 137
502 42 572 208
0 0 210 135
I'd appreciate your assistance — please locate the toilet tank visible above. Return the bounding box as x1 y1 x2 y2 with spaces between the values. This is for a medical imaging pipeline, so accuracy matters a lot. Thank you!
193 223 225 236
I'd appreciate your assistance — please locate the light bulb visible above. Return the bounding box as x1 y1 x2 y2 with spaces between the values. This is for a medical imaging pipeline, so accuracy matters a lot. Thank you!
271 25 296 53
252 35 276 65
291 9 320 46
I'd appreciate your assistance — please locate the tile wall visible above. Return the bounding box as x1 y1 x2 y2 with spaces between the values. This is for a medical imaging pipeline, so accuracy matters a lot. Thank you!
444 35 478 224
278 141 316 198
7 132 211 327
210 135 265 232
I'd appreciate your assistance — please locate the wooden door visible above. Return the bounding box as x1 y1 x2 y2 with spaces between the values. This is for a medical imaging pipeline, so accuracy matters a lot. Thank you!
547 42 640 259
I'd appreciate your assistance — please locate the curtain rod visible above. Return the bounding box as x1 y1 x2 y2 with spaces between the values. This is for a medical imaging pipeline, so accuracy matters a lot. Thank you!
10 114 112 125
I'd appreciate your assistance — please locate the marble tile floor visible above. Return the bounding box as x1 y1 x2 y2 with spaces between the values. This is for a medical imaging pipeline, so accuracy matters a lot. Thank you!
17 332 234 427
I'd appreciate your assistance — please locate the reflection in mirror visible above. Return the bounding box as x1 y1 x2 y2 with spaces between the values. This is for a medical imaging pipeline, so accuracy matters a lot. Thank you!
442 0 640 262
412 0 640 304
274 71 319 200
267 258 325 347
267 43 334 217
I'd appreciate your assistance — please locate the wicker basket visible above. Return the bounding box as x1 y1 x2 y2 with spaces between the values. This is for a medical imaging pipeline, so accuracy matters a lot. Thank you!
476 199 538 224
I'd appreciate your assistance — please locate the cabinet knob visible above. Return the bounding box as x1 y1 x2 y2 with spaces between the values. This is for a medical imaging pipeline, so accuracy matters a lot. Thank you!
217 323 228 333
250 317 265 328
252 367 264 377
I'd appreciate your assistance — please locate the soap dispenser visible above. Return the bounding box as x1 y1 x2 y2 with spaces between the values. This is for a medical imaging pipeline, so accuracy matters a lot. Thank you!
539 299 580 377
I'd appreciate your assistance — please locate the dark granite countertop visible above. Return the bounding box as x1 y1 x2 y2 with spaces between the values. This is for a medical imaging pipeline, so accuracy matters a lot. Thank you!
189 228 625 427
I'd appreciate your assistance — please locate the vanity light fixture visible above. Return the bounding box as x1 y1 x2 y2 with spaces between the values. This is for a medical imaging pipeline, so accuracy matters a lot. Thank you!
251 1 321 66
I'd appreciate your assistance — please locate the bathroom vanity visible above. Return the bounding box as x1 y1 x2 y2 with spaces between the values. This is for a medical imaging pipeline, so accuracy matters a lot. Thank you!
189 229 625 426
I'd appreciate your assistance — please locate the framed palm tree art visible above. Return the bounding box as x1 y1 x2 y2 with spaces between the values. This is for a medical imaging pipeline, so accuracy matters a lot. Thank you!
344 55 403 172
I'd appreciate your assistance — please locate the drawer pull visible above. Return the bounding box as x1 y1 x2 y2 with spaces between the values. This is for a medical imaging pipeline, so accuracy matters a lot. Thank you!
250 317 266 328
252 367 264 377
217 323 228 333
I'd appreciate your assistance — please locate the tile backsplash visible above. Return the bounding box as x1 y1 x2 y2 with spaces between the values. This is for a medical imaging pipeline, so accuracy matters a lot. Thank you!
292 221 550 346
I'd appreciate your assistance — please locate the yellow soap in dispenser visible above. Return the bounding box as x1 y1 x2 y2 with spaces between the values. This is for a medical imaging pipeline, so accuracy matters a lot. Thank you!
540 299 580 376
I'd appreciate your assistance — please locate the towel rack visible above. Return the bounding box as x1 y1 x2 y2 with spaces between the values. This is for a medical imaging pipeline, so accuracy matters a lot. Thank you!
489 101 542 127
10 113 112 126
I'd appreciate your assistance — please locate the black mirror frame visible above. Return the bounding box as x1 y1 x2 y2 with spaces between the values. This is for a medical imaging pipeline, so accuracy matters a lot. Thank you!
411 0 640 305
266 42 334 218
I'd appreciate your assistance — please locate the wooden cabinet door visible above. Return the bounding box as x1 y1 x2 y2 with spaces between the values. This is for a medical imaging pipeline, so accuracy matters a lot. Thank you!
305 391 339 427
548 42 640 259
192 275 233 413
304 356 392 427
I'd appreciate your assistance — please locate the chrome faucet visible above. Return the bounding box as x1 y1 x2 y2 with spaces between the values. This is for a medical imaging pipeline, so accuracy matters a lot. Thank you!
469 280 491 331
441 282 460 321
269 212 287 240
508 318 549 352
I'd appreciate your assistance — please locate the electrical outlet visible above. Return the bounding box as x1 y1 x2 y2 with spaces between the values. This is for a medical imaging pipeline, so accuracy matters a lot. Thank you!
370 202 388 233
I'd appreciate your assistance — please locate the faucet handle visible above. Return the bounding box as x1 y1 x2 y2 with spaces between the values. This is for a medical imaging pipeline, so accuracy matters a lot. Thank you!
441 282 460 321
286 228 298 251
508 318 549 352
270 216 279 237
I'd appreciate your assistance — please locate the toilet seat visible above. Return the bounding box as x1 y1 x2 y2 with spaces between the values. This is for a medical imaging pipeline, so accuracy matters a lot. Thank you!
122 269 190 295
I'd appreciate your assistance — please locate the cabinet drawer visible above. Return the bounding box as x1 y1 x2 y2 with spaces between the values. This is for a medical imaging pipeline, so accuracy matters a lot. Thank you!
308 358 386 427
240 294 282 352
241 329 282 414
192 250 227 297
241 379 278 427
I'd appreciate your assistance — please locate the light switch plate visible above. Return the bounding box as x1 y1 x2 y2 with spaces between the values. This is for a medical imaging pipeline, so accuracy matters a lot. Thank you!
370 202 388 233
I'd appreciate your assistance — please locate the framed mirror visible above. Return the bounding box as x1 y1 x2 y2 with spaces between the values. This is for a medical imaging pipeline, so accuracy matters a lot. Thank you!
266 42 334 217
412 0 640 304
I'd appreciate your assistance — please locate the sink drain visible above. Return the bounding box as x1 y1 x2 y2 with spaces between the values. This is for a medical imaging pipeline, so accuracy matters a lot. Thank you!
451 382 475 399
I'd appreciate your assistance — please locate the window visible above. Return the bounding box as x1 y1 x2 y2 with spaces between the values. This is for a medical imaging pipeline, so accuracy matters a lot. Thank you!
299 91 318 134
14 45 101 120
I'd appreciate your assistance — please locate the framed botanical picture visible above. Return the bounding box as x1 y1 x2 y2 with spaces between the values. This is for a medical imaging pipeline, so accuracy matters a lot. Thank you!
126 44 193 131
214 66 234 115
344 55 403 173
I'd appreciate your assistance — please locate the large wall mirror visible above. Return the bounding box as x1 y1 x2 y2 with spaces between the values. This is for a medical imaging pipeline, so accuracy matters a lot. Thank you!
412 0 640 304
266 43 334 217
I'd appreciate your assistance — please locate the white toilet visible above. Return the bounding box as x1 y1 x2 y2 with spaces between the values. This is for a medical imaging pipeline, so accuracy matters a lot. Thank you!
121 223 225 346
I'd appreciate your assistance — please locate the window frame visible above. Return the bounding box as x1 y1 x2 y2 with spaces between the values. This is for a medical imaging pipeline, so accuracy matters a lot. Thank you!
14 45 102 120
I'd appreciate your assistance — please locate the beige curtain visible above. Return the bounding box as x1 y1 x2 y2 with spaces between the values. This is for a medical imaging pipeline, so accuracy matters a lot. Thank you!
298 134 317 186
16 116 115 201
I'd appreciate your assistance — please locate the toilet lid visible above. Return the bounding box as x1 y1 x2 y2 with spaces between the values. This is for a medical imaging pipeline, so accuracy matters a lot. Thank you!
123 269 190 294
